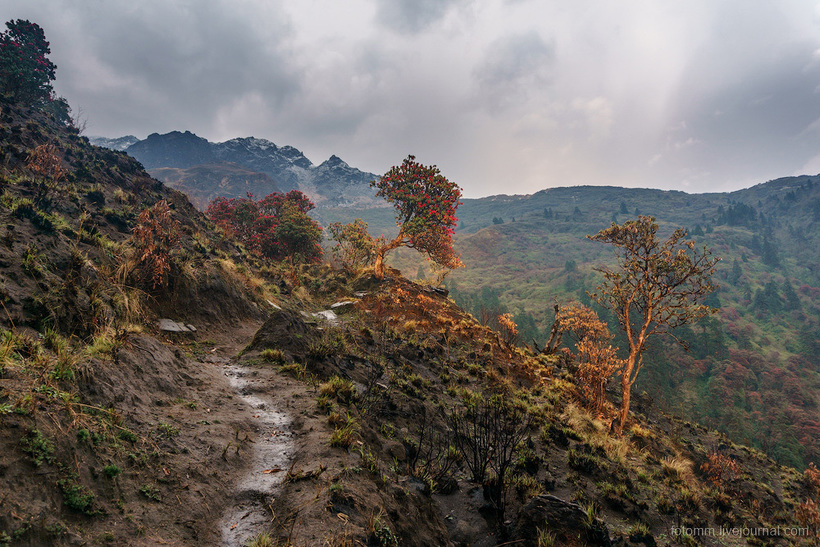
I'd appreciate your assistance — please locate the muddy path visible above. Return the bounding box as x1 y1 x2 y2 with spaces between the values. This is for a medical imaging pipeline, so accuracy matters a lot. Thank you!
216 360 294 546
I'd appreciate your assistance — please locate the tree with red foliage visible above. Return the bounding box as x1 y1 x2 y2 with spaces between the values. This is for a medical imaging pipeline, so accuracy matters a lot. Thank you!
371 155 462 279
589 216 718 434
207 190 322 263
0 20 56 105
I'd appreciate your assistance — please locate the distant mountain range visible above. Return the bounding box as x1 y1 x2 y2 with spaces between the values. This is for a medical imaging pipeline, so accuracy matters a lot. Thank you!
88 135 139 151
90 131 382 209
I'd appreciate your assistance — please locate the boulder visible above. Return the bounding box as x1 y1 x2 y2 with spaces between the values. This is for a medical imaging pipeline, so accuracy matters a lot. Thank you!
512 495 611 546
330 300 357 314
158 319 196 333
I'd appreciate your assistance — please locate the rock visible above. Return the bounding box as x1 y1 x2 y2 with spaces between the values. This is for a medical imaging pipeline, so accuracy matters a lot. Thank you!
353 291 368 298
384 440 406 462
512 494 611 546
330 300 356 314
266 300 282 310
246 308 312 353
312 310 339 324
423 285 449 297
159 319 196 333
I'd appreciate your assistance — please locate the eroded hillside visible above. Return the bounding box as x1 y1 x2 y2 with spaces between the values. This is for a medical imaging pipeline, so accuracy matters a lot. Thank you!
1 97 820 547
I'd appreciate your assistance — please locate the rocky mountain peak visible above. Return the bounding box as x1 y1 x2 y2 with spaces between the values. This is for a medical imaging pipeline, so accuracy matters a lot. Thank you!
319 154 349 169
114 130 381 207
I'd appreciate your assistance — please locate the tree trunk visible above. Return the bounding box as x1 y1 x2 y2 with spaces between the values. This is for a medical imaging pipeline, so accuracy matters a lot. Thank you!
374 248 387 279
615 352 637 435
373 234 404 280
544 304 562 354
616 376 631 435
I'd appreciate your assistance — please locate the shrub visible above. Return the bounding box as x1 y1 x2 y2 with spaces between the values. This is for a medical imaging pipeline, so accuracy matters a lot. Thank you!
805 462 820 493
449 395 531 520
319 376 357 405
207 191 322 264
103 465 121 478
58 479 96 515
26 143 65 182
329 417 358 449
139 484 161 501
496 313 519 348
131 200 179 289
327 219 381 271
260 348 286 364
20 430 54 466
700 451 739 490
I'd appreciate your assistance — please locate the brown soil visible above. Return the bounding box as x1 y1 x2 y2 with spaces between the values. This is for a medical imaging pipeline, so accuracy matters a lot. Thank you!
0 318 298 546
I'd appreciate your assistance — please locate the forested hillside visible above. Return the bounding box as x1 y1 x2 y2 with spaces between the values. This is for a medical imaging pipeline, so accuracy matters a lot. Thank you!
320 179 820 469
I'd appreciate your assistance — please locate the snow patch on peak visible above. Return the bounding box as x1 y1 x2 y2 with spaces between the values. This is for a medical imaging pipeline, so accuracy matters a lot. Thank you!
222 137 278 151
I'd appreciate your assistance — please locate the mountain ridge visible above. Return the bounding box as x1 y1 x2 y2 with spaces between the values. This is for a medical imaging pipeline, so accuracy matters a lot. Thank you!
93 131 383 209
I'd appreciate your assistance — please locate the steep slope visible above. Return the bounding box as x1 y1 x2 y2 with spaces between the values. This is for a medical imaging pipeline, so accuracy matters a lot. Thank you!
121 131 382 208
2 98 820 545
234 270 820 546
316 180 820 470
0 96 295 544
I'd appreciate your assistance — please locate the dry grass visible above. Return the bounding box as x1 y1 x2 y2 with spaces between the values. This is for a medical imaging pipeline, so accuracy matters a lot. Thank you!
661 455 696 485
561 402 598 439
629 423 652 439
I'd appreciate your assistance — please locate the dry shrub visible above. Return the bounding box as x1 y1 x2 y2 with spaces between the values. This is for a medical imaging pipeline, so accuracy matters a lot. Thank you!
26 142 66 181
327 218 380 271
548 302 623 416
131 200 180 289
700 450 740 490
661 455 695 485
496 313 519 348
796 499 820 546
805 462 820 493
575 337 623 417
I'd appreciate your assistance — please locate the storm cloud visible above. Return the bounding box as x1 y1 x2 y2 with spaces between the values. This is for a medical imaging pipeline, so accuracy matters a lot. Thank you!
8 0 820 196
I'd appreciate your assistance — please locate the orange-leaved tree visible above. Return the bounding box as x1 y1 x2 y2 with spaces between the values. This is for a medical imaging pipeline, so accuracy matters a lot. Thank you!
588 216 718 434
542 302 623 416
370 155 462 280
327 218 383 271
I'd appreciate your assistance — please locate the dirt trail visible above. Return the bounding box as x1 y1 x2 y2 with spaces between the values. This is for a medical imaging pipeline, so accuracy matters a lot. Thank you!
217 360 294 546
172 318 297 545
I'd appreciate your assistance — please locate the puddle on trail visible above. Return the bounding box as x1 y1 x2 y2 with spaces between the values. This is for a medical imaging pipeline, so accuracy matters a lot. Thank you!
218 362 293 546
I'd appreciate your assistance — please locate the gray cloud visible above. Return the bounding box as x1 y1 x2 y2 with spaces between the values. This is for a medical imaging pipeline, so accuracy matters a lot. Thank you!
22 1 300 139
8 0 820 196
473 31 555 111
375 0 470 33
658 2 820 190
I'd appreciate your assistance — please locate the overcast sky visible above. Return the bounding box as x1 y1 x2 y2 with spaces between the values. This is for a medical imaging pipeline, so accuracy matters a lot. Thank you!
8 0 820 197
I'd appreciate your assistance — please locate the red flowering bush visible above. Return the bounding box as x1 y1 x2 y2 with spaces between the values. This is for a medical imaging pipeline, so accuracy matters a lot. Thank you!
371 155 463 279
207 190 322 264
0 19 57 105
